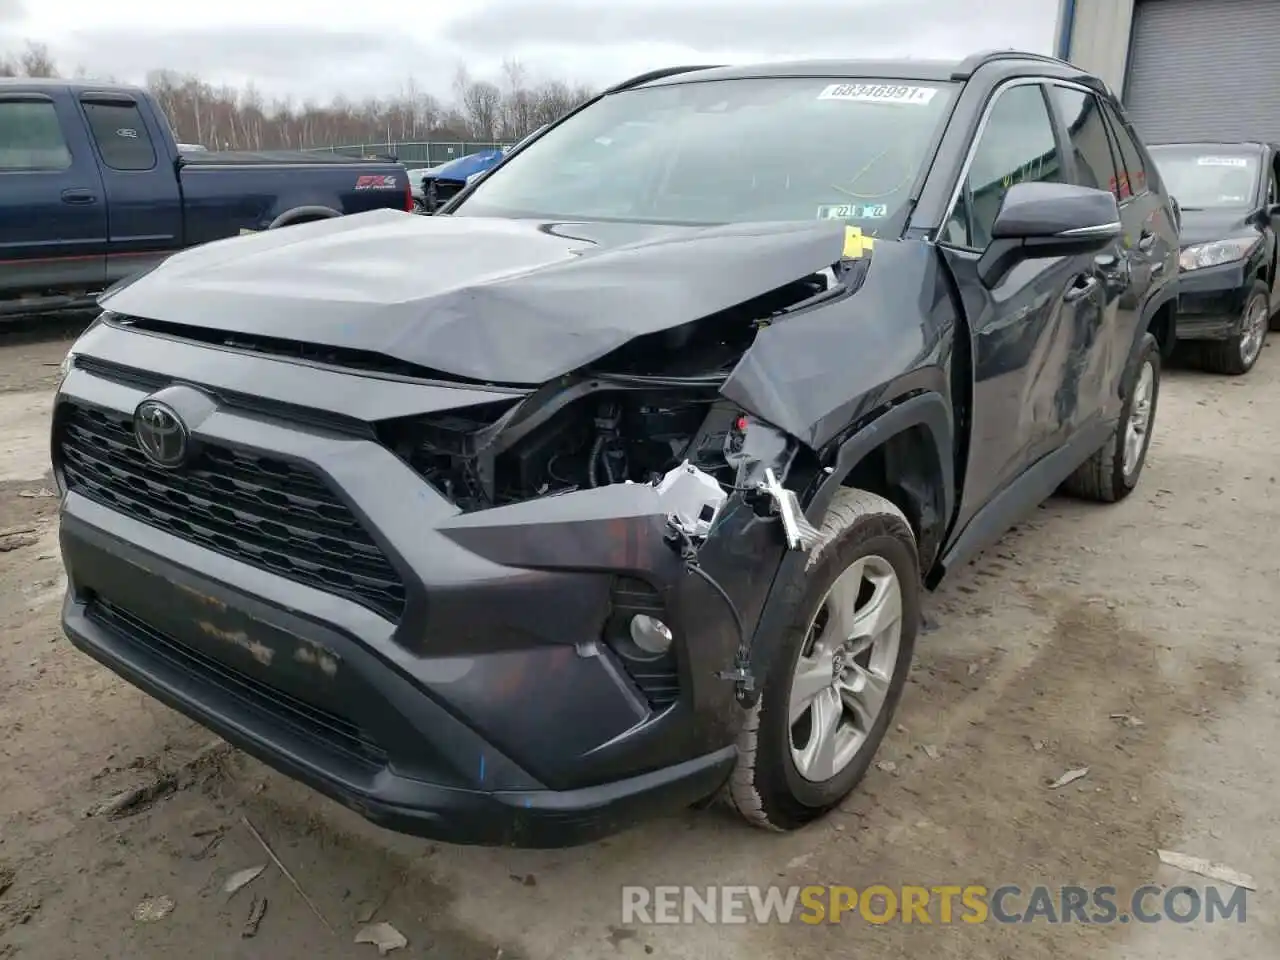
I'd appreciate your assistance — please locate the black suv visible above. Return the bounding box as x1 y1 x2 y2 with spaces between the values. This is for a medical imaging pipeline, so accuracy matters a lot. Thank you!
53 51 1178 847
1147 140 1279 375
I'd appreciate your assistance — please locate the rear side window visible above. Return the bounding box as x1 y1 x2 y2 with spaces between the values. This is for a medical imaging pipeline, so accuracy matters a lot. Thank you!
943 83 1062 250
81 100 157 171
1048 86 1120 194
1099 100 1147 199
0 100 72 171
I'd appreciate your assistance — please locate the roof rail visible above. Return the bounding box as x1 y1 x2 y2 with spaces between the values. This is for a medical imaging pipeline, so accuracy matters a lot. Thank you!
951 49 1072 80
604 64 723 94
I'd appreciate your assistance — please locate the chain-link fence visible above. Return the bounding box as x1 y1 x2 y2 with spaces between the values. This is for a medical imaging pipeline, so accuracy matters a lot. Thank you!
304 141 516 168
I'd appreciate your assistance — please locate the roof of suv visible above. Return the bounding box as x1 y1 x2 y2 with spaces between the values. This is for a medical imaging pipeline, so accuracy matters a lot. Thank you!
630 50 1091 90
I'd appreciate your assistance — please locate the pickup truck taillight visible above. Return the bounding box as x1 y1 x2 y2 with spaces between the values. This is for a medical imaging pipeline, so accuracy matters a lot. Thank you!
404 182 414 212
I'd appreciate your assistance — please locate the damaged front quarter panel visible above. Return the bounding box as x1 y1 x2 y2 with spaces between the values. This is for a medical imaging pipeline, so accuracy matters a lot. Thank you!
722 237 954 451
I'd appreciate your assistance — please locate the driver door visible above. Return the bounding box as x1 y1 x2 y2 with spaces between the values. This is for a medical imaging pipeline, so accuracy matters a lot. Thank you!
936 80 1109 539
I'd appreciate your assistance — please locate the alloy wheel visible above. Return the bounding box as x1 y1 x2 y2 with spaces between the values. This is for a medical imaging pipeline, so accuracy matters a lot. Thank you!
788 555 903 783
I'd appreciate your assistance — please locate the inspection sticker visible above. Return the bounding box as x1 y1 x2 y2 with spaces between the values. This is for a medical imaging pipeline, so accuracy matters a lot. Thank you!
818 203 888 219
818 83 938 105
1197 156 1249 167
842 226 876 259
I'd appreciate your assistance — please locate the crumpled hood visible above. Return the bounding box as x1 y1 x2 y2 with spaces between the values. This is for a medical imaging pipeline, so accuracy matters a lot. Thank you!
100 209 852 385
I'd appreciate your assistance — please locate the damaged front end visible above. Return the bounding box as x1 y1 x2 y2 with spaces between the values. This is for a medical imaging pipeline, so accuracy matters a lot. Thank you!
376 259 856 705
88 215 897 719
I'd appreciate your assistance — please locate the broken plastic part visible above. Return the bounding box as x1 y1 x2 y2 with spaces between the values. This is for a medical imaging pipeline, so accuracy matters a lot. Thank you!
654 460 727 540
760 468 821 551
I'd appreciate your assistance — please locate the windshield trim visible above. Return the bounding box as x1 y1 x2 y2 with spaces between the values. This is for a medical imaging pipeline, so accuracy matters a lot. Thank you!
449 75 963 239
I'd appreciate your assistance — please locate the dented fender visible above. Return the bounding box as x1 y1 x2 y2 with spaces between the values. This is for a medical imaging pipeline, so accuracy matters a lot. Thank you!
721 237 955 452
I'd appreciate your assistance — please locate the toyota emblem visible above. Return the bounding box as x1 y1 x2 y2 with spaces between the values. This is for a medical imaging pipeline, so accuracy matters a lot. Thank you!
133 399 189 468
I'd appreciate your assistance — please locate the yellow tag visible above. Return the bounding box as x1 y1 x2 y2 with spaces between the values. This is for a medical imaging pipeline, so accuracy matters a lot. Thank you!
239 227 258 236
843 225 875 259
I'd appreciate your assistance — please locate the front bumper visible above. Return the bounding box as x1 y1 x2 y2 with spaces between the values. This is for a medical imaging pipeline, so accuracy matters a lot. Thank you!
1175 259 1251 341
53 323 783 846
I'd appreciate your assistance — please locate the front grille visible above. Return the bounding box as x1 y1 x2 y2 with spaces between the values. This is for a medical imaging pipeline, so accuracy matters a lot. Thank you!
57 400 407 622
86 598 387 768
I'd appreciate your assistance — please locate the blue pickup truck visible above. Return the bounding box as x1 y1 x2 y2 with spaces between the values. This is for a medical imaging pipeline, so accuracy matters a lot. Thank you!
1 78 413 319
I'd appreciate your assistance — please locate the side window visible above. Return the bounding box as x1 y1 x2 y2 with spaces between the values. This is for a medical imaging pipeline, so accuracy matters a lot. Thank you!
0 99 72 171
1048 86 1121 194
944 83 1062 250
1267 164 1278 206
1099 100 1147 199
81 100 157 171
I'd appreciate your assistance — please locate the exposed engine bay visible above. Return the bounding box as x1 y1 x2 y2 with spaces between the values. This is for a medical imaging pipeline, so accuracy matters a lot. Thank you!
386 386 740 512
377 265 846 527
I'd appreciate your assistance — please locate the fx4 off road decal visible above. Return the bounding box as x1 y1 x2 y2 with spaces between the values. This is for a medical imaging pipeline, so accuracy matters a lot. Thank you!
354 174 400 190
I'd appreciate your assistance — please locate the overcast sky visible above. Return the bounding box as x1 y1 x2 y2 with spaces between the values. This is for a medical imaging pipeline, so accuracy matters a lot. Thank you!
1 0 1061 103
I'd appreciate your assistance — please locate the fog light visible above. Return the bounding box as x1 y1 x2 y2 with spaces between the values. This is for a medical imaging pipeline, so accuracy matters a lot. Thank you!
629 614 673 654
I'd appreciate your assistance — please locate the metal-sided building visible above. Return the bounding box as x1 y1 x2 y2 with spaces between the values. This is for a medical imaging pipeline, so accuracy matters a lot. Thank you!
1055 0 1280 143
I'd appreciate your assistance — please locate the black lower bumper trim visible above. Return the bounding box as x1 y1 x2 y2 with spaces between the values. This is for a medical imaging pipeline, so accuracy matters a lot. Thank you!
62 596 737 848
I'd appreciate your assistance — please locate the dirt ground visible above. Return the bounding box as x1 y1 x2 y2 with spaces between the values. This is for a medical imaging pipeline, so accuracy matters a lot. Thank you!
1 320 1276 960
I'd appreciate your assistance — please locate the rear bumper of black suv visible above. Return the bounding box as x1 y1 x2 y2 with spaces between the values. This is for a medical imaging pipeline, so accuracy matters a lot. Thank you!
51 327 781 847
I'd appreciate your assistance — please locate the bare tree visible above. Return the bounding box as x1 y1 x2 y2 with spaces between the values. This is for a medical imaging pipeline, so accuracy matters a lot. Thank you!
18 42 58 78
0 43 596 151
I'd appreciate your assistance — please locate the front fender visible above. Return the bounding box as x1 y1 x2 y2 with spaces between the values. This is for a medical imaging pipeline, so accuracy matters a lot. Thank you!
803 391 954 528
721 238 955 450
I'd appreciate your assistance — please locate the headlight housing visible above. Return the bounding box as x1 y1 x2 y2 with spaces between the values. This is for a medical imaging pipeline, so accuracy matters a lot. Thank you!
1179 237 1259 272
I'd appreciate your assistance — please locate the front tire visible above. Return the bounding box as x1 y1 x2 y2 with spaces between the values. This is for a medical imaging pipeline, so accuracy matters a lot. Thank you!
727 489 920 832
1192 282 1269 375
1061 332 1161 503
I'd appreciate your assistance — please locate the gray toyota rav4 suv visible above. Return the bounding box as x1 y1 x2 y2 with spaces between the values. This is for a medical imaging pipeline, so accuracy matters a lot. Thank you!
53 51 1177 847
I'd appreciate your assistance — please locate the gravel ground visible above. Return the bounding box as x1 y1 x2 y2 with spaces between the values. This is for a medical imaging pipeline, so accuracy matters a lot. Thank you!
1 323 1276 959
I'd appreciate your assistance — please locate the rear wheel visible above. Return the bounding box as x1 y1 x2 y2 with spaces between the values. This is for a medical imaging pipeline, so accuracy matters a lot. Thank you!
1192 282 1269 375
1061 332 1160 503
727 489 919 832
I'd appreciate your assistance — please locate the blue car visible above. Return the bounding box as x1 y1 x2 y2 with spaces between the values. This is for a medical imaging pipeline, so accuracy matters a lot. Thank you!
412 150 504 212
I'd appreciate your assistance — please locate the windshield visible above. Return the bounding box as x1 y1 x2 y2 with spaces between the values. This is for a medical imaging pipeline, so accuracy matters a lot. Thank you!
1148 145 1261 210
452 77 959 232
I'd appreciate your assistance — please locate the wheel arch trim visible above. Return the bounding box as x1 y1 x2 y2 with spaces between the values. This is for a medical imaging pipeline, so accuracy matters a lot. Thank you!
804 391 955 535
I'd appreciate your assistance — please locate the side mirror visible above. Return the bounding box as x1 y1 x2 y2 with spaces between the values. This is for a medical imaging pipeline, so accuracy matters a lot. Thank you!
978 182 1123 288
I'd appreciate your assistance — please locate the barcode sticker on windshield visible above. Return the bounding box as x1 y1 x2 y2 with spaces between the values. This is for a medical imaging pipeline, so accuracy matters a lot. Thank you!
818 83 938 105
1197 156 1249 167
818 203 888 219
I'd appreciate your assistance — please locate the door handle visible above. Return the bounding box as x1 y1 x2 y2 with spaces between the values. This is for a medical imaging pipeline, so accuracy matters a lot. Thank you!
60 188 97 205
1063 274 1099 303
1138 230 1156 252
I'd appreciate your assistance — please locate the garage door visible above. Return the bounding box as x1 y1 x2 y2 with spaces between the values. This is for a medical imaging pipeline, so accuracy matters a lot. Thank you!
1125 0 1280 143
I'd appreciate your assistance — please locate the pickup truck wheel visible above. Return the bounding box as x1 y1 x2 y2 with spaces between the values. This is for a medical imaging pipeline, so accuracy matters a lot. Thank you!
1193 282 1269 375
1060 332 1160 503
726 488 919 832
